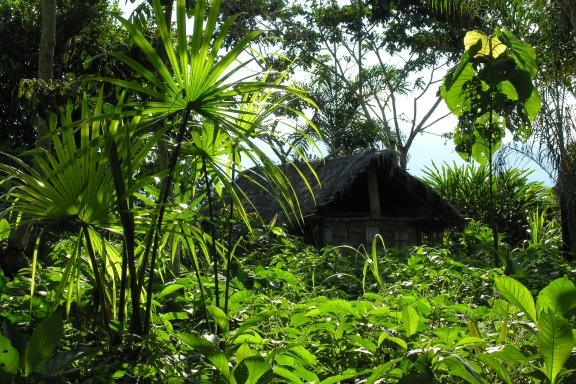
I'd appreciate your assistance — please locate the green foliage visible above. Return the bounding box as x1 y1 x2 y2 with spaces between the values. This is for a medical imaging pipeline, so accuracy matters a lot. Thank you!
422 161 553 246
0 0 124 154
0 311 64 380
441 29 541 163
0 220 10 242
0 335 19 375
1 225 575 382
495 276 576 383
0 1 574 383
24 311 63 376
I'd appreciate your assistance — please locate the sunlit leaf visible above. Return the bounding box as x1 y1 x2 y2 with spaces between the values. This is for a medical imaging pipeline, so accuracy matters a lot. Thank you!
207 305 229 333
537 311 573 383
402 306 419 337
464 31 506 58
497 30 537 75
0 335 19 375
495 276 536 323
0 219 10 241
536 276 576 318
176 332 230 380
232 355 272 384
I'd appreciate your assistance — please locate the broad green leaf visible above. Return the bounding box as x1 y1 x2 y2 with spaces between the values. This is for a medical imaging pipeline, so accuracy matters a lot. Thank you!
207 305 229 333
0 219 10 241
234 310 281 337
495 276 536 323
293 364 319 383
24 311 63 375
378 332 408 350
537 311 573 383
499 302 510 344
505 68 533 101
365 358 404 384
233 332 263 345
319 370 361 384
176 333 230 380
484 345 529 362
350 335 377 354
0 334 19 374
537 276 576 317
402 306 419 337
232 355 272 384
441 63 476 117
454 337 486 348
497 30 537 75
236 343 253 365
523 88 542 122
468 320 481 338
154 283 185 299
273 366 304 384
441 354 486 384
162 312 189 321
289 346 316 367
498 80 519 101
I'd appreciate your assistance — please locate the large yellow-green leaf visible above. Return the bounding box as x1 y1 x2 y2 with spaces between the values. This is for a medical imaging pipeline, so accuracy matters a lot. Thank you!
537 311 573 383
0 334 19 375
207 305 229 333
464 31 506 58
495 276 536 323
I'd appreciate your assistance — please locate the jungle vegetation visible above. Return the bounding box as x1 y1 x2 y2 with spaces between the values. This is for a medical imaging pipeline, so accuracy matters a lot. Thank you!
0 0 576 382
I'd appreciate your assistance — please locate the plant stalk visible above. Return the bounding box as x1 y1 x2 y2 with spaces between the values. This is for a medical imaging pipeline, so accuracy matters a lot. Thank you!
143 103 194 334
202 156 220 309
224 153 237 316
82 225 111 329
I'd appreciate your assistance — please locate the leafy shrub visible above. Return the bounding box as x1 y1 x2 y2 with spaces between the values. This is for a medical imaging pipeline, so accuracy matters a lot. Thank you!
422 162 553 247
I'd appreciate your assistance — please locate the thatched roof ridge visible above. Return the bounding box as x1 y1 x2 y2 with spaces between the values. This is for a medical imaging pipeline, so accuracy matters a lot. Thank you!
236 150 464 229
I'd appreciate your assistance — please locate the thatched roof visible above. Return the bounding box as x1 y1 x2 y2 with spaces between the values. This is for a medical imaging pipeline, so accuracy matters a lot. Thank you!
236 150 464 230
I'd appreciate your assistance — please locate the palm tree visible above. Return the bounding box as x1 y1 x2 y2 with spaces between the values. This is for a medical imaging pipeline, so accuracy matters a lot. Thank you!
1 0 316 337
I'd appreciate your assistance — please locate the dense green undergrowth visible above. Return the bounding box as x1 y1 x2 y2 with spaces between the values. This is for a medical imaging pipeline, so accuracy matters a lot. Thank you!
0 0 574 382
1 222 575 383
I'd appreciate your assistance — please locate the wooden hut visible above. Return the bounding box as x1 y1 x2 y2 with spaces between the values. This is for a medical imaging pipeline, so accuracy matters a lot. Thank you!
236 150 464 248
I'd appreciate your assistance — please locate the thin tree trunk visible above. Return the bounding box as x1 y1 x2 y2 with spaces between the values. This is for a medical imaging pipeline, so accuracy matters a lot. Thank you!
558 169 576 261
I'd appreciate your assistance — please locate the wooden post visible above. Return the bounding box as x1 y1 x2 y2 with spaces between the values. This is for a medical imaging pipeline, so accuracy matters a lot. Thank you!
367 168 381 218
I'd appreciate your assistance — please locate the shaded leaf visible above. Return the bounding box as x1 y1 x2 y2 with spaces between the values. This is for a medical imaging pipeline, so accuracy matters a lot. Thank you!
24 311 63 375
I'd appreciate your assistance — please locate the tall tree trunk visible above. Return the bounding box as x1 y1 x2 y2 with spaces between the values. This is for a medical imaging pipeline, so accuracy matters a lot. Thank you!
1 0 57 277
36 0 56 150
